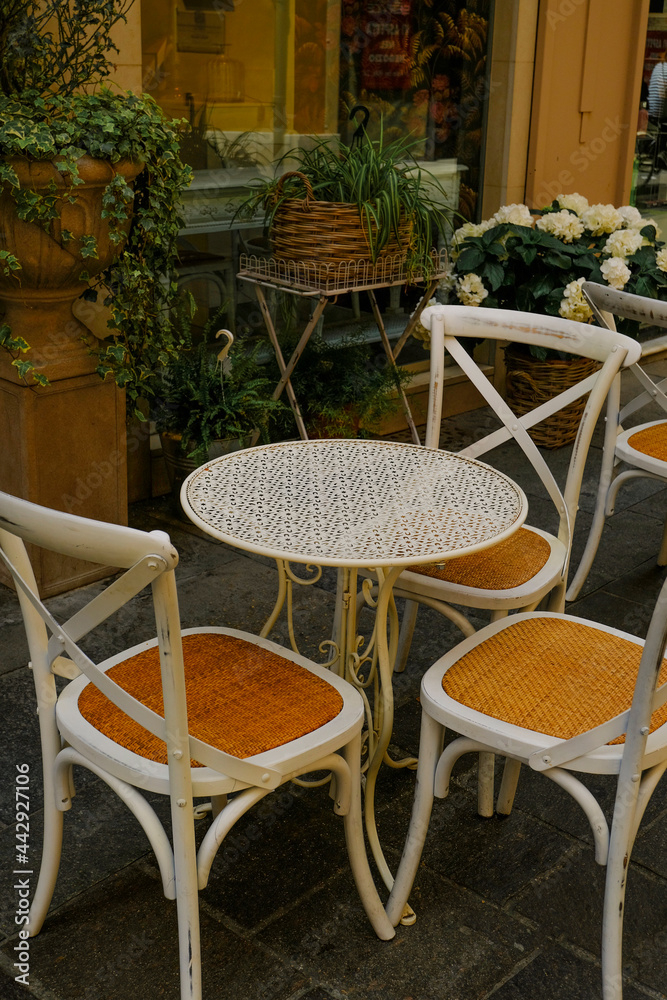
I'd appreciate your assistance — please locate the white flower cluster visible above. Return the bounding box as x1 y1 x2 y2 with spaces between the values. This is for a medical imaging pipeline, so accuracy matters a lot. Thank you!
557 193 589 216
603 229 644 258
456 273 488 307
492 203 533 226
617 205 644 229
535 210 585 243
600 256 631 289
582 203 624 235
559 277 593 323
437 260 457 295
450 219 495 255
439 192 665 334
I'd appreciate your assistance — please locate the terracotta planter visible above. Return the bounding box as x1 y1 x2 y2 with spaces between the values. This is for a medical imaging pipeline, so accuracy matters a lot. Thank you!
0 155 143 383
306 407 362 439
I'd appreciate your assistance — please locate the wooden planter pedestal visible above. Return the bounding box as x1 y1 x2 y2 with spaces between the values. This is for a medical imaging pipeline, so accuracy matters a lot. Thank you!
0 370 127 597
0 157 140 595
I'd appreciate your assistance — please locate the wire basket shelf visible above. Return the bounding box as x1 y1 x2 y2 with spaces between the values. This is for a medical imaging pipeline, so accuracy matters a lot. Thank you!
238 250 449 296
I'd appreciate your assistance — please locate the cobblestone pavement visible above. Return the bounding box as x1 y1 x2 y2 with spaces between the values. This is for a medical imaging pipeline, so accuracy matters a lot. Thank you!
2 393 667 1000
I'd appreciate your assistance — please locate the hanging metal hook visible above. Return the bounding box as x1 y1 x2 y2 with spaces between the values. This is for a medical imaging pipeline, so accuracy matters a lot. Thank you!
215 329 234 373
348 104 370 148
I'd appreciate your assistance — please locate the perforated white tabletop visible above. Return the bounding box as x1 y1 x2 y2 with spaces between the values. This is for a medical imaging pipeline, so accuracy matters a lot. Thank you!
181 438 527 569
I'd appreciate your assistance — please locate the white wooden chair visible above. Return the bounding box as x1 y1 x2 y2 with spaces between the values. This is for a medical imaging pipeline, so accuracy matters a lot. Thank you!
388 302 640 656
566 282 667 601
385 579 667 1000
382 305 640 818
0 491 394 1000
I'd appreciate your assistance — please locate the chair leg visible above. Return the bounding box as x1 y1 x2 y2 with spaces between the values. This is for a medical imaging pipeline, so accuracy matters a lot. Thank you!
27 798 63 935
385 713 444 926
601 774 641 1000
28 724 65 935
546 581 566 613
341 732 395 941
477 752 495 818
394 600 419 673
496 759 521 816
171 794 202 1000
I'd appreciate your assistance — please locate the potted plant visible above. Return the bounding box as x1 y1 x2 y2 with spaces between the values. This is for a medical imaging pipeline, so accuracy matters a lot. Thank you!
268 331 413 440
0 0 192 413
154 325 284 500
240 123 451 281
428 195 667 446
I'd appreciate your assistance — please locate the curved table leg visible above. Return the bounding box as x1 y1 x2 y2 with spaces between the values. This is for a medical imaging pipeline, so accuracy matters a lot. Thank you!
358 566 408 893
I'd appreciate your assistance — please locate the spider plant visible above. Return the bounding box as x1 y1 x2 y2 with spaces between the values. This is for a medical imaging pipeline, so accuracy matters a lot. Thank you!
240 122 453 273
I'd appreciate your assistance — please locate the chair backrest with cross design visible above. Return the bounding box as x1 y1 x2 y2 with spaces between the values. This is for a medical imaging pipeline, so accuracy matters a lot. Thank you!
566 282 667 600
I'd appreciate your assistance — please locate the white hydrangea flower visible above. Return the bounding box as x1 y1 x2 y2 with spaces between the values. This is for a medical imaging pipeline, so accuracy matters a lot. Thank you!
559 277 593 323
456 273 488 307
617 205 644 229
557 193 589 216
582 203 624 235
535 210 585 243
600 256 631 289
603 229 643 258
451 219 495 242
449 219 495 258
656 248 667 272
492 203 533 226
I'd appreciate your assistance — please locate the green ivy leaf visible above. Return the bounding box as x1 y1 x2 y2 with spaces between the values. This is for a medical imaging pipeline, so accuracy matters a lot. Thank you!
79 235 98 259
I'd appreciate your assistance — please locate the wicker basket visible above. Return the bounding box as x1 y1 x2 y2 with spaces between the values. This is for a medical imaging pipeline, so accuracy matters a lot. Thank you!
270 171 411 277
504 345 600 449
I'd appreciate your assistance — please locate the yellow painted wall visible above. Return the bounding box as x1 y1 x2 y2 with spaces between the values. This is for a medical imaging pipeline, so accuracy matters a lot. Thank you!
109 1 143 92
526 0 649 210
482 0 539 217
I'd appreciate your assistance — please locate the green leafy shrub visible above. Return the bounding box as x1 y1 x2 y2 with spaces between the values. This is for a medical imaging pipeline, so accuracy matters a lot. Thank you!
441 196 667 355
154 325 284 462
270 331 413 439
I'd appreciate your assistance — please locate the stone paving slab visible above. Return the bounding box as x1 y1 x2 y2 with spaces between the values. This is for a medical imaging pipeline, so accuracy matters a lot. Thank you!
256 868 537 1000
488 943 651 1000
2 415 667 999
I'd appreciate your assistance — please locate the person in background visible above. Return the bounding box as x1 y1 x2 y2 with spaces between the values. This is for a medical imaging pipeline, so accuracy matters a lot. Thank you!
648 52 667 124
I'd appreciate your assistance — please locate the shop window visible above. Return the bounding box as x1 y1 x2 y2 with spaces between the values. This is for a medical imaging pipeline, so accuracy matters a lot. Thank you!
338 0 492 220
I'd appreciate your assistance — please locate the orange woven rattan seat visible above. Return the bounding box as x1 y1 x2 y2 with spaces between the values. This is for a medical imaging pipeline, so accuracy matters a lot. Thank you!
412 528 551 591
78 633 344 766
443 617 667 744
627 421 667 461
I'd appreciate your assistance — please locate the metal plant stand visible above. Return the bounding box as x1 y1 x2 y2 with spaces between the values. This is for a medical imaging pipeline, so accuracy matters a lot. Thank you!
238 251 449 445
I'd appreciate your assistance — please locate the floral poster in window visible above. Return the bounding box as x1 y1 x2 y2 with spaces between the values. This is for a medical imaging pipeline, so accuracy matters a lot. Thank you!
360 0 412 91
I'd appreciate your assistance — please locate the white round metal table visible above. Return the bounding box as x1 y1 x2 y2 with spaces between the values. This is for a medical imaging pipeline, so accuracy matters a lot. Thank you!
181 438 528 894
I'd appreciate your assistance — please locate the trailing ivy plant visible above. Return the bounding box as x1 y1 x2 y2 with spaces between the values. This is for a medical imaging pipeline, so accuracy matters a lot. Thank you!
0 0 193 415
